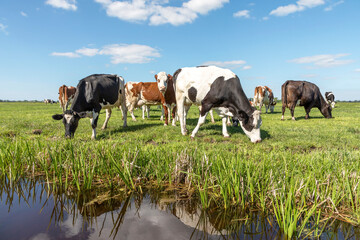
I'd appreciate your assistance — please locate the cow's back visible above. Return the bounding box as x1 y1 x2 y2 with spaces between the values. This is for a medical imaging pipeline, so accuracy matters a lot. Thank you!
175 66 236 105
71 74 122 112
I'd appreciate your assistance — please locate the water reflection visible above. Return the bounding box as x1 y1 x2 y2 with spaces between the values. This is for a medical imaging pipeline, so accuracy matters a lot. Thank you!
0 177 357 240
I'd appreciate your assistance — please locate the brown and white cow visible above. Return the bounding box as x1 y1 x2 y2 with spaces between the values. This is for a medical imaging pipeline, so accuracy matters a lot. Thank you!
253 86 276 113
125 72 176 126
281 80 332 121
58 85 76 112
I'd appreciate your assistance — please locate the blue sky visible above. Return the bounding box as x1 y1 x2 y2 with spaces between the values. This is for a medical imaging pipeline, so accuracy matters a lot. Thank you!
0 0 359 101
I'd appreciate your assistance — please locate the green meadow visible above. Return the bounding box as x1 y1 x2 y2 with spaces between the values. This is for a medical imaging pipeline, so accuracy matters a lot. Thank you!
0 101 359 238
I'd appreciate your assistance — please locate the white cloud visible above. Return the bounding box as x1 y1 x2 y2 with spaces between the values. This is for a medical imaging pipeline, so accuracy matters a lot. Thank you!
233 10 250 18
355 68 360 72
243 65 252 70
324 0 344 11
183 0 229 15
20 11 28 17
51 43 160 64
270 0 324 16
202 60 247 69
45 0 77 11
0 23 8 35
289 53 354 68
99 44 160 63
75 47 99 56
95 0 229 26
51 52 80 58
262 16 269 21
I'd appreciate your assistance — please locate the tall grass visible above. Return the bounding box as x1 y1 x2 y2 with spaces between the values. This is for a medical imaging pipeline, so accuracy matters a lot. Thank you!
0 101 360 238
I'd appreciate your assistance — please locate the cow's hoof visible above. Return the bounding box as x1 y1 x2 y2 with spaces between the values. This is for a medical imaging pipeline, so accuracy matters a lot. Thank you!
101 127 106 130
164 123 168 126
190 136 195 140
172 123 176 127
223 134 230 138
292 117 296 121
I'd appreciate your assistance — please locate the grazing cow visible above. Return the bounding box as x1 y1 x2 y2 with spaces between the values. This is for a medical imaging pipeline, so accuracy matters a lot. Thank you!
58 85 77 112
281 80 332 121
253 86 276 113
174 66 262 143
325 92 336 109
52 74 127 139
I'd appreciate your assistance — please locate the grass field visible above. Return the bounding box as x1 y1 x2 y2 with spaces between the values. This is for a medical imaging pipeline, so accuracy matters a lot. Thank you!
0 101 359 238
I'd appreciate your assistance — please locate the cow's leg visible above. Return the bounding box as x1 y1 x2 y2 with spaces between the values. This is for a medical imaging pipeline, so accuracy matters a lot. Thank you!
163 104 169 126
142 105 146 119
171 105 177 126
176 96 187 135
101 109 111 130
128 103 137 121
222 117 230 138
120 98 127 128
281 104 286 120
226 116 231 126
91 110 100 140
160 107 164 121
265 105 269 113
209 109 215 123
191 112 208 139
146 106 150 118
290 104 296 121
305 107 311 120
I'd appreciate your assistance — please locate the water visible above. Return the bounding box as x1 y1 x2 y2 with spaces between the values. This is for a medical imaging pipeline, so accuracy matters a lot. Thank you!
0 178 357 240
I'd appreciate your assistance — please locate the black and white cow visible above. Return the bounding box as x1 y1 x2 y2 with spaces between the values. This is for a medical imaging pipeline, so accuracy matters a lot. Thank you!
52 74 127 139
174 66 262 143
325 92 335 109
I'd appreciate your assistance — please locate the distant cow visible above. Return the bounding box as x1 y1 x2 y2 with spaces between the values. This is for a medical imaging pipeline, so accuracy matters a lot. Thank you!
325 92 335 109
253 86 276 113
174 66 262 143
52 74 127 139
44 99 54 104
281 80 332 121
58 85 77 112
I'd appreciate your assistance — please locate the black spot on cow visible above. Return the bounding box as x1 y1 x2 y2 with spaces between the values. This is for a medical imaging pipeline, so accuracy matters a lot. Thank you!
188 87 197 102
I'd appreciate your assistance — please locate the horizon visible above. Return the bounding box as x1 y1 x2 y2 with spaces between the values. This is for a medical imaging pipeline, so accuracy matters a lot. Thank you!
1 0 359 101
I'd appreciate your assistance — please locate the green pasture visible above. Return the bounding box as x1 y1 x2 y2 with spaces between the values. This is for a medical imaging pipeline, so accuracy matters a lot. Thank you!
0 101 359 238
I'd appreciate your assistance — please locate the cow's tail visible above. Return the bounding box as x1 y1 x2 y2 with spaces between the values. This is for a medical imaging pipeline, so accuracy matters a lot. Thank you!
282 81 289 106
172 68 182 91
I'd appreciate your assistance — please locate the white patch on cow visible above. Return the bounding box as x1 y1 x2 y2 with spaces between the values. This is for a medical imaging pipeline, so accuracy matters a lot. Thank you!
64 114 73 124
331 102 335 109
156 71 168 93
214 107 234 117
239 110 262 143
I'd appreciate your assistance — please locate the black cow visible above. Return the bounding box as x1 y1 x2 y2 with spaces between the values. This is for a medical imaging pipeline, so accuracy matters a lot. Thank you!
174 66 262 143
281 80 332 121
325 92 335 109
52 74 127 139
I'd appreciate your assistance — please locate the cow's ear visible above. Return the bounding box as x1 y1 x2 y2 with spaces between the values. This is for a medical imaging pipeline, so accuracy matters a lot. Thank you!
154 74 158 81
167 74 173 80
52 114 64 120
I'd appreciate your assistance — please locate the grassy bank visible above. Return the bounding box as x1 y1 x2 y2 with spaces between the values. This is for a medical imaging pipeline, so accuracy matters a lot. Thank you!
0 101 359 238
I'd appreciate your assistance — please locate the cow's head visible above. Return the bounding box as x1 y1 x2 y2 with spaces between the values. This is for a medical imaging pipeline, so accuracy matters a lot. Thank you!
52 110 87 138
155 72 172 94
238 110 262 143
321 104 332 119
